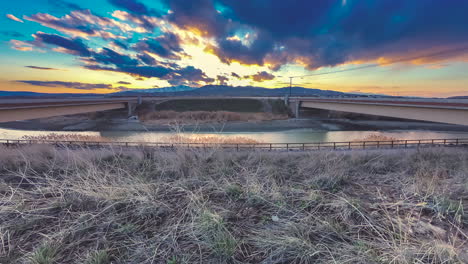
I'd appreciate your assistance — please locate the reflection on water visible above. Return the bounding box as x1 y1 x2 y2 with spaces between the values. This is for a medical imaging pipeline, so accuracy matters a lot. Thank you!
1 128 468 143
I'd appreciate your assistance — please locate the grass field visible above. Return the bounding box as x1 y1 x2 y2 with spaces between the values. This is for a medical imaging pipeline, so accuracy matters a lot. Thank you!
137 99 289 124
0 145 467 263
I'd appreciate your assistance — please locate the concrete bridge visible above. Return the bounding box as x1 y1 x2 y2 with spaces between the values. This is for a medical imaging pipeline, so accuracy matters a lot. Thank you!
291 97 468 126
0 97 140 123
0 96 468 126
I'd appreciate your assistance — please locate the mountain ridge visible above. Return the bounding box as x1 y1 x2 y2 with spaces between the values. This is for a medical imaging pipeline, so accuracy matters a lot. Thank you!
0 85 388 98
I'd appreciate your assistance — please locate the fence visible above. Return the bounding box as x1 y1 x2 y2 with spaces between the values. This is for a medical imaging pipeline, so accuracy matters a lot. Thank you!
1 138 467 151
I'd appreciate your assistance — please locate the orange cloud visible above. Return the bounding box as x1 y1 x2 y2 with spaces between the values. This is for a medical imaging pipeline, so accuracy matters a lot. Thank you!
10 40 35 52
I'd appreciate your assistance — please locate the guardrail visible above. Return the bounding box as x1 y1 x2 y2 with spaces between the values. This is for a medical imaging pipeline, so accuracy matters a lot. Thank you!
1 138 467 151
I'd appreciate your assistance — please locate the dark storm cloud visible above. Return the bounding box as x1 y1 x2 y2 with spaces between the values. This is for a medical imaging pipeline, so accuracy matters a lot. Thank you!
33 32 91 56
245 71 275 82
90 48 139 66
231 72 240 78
162 0 229 37
137 53 158 65
133 33 185 60
217 75 228 85
111 40 129 50
167 66 215 86
210 31 274 66
86 64 214 86
25 66 59 70
16 80 114 90
162 0 468 69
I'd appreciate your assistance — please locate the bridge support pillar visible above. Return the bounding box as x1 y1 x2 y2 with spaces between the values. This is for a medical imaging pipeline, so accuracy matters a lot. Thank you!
127 102 137 117
295 101 301 118
287 101 301 118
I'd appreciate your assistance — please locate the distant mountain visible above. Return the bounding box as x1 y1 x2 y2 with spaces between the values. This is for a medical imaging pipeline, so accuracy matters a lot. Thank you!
117 85 355 97
448 96 468 99
0 91 49 97
120 85 195 94
0 91 104 98
0 86 390 98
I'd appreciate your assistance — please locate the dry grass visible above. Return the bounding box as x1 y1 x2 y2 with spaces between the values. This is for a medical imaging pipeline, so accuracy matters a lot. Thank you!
161 135 261 144
139 110 288 124
359 133 398 142
0 145 467 263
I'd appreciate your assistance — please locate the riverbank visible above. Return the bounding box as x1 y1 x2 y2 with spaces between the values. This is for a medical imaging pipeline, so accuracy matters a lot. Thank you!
1 145 467 263
2 116 468 133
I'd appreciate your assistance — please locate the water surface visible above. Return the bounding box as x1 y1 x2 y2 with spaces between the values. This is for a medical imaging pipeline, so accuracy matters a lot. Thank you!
1 128 468 143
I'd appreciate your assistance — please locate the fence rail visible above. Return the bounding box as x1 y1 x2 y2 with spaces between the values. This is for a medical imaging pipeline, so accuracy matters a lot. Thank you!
1 138 468 151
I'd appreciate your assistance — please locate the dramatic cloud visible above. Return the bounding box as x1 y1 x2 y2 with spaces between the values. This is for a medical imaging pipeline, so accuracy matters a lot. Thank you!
208 31 275 66
25 66 59 70
32 32 91 56
8 0 468 94
6 14 24 23
15 80 116 90
163 0 229 37
222 0 468 69
89 47 139 66
10 40 35 51
231 72 241 78
245 71 275 82
117 81 131 84
111 40 129 50
137 53 158 65
217 75 229 85
24 10 132 39
157 0 468 70
133 33 185 59
167 66 215 86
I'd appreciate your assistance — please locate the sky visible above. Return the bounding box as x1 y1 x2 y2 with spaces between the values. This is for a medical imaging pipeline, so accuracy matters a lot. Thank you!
1 0 468 97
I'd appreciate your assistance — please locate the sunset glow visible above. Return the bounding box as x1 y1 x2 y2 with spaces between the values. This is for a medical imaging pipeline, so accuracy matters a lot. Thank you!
1 0 468 97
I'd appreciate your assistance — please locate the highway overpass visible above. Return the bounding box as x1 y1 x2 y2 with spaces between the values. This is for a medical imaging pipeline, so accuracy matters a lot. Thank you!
0 96 468 127
0 97 139 123
292 98 468 126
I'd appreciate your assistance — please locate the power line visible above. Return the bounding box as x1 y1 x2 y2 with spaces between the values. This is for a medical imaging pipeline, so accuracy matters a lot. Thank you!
286 45 468 96
289 45 468 79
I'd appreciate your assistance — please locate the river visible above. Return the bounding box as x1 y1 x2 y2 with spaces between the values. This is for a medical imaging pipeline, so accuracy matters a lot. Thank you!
1 127 468 143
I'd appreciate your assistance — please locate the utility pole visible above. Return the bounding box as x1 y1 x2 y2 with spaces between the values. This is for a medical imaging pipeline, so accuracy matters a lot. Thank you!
289 77 293 97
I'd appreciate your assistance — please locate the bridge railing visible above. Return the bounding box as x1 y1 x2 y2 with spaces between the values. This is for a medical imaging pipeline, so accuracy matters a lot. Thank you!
1 138 467 151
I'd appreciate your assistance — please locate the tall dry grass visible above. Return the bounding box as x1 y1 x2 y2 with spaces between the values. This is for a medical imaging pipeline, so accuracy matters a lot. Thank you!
0 145 467 263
